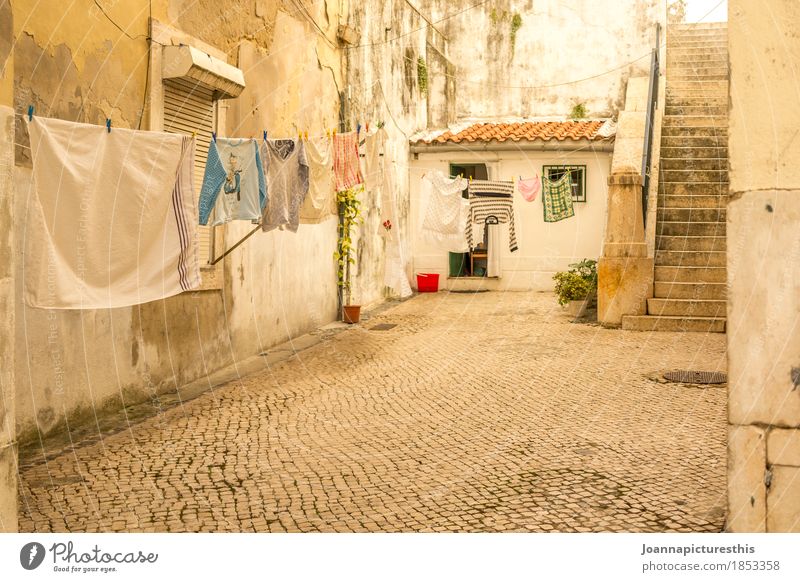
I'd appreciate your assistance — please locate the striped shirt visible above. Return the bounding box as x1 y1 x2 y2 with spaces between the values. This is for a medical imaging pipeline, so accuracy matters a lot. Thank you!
466 197 518 253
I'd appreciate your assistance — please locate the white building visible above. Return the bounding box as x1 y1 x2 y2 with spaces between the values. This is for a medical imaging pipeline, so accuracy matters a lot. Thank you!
409 120 614 291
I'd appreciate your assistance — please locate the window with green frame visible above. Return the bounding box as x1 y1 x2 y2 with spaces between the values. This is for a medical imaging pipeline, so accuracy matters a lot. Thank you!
543 165 587 202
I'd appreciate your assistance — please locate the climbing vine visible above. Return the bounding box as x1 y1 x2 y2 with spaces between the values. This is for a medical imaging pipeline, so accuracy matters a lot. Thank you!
334 187 364 307
510 13 523 47
417 56 428 95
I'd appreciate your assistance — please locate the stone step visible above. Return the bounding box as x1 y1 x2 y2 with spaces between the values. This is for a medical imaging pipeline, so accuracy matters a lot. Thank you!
661 136 728 149
661 126 728 138
667 40 728 50
621 314 726 333
660 182 729 196
655 265 727 283
657 207 726 222
668 78 728 89
658 195 727 209
655 250 727 267
667 69 728 82
668 31 728 40
660 146 728 159
662 115 727 128
667 56 727 66
658 221 727 237
664 105 727 116
666 92 728 102
656 236 726 252
653 281 727 300
660 157 728 170
668 50 728 61
647 298 727 317
670 22 728 30
660 169 728 182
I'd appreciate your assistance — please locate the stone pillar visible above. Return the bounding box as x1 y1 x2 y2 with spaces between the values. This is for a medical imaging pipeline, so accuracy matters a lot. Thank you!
727 0 800 532
0 0 17 533
597 173 654 326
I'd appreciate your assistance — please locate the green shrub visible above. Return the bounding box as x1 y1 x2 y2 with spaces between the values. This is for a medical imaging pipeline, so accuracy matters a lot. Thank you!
552 258 598 305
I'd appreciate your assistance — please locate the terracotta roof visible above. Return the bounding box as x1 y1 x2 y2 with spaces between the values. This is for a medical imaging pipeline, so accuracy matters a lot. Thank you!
413 121 610 145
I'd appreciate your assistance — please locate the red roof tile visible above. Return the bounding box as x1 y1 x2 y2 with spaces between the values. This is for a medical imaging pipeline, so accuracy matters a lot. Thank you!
413 121 609 145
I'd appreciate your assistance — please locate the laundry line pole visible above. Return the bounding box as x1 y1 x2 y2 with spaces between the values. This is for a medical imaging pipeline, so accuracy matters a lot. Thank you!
209 225 261 265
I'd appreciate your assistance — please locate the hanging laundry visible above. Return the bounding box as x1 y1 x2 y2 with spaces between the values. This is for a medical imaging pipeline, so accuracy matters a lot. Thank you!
421 171 470 253
260 138 310 232
198 138 266 226
468 179 513 198
366 128 411 297
299 137 336 222
517 174 541 202
542 173 575 223
466 197 519 253
24 116 200 309
333 131 363 191
486 224 501 277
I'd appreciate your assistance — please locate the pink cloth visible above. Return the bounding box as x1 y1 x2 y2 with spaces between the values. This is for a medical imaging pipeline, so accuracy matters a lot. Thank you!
333 131 363 191
517 175 541 202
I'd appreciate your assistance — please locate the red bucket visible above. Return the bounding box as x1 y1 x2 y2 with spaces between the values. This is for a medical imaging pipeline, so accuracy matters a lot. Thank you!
416 273 440 293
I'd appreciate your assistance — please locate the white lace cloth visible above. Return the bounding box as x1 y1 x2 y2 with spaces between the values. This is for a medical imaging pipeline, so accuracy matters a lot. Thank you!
420 171 469 252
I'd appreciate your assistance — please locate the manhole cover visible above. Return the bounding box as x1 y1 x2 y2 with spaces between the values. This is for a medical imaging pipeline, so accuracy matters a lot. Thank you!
370 323 397 331
663 370 727 384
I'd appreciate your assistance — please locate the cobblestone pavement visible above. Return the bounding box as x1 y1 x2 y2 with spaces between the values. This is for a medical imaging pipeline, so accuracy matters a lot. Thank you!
19 292 728 532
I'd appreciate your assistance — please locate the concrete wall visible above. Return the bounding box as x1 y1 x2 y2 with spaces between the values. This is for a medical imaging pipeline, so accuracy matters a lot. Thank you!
9 0 389 445
409 146 612 290
727 0 800 532
0 0 17 533
420 0 665 119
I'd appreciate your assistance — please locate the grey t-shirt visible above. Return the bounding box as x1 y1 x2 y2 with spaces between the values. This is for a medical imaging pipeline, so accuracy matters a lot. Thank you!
260 139 310 232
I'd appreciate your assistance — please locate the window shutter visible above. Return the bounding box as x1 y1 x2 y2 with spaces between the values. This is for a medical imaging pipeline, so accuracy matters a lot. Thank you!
163 79 216 263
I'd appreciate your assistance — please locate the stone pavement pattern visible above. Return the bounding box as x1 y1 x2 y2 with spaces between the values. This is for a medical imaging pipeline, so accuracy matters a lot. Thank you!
18 292 727 532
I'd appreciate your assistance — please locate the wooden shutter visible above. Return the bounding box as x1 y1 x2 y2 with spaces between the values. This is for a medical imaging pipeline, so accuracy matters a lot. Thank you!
163 78 216 263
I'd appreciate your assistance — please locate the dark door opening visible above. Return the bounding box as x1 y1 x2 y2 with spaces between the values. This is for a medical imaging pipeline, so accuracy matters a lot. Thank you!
448 163 488 277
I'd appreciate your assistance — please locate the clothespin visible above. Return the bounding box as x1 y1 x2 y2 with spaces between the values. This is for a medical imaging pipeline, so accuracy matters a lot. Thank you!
263 130 267 141
356 123 361 135
469 176 473 183
191 131 197 140
326 128 330 138
212 132 217 142
298 130 303 140
366 122 370 133
304 130 309 140
27 105 34 121
333 128 337 137
106 118 111 133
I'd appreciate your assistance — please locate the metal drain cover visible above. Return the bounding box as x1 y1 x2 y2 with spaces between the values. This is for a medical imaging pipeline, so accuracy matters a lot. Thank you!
663 370 727 384
370 323 397 331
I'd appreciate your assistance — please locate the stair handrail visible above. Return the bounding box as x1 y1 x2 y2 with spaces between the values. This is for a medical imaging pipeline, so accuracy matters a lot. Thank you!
641 23 661 226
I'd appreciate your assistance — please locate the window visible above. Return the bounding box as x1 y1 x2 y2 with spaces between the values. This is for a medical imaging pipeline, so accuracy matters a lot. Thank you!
162 78 217 264
543 165 586 202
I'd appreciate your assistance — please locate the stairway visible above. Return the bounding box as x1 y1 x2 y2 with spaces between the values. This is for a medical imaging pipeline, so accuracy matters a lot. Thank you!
623 22 728 333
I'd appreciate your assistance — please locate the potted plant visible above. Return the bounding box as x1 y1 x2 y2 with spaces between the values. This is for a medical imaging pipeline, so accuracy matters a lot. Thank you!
334 186 364 323
553 259 597 318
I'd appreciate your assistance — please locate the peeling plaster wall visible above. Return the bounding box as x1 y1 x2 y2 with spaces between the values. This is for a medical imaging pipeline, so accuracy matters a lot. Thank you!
343 0 454 306
727 0 800 533
420 0 665 119
0 0 17 533
11 1 353 443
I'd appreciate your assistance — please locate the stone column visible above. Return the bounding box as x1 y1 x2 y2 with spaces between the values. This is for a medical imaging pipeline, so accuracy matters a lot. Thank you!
727 0 800 532
0 0 17 533
597 172 654 326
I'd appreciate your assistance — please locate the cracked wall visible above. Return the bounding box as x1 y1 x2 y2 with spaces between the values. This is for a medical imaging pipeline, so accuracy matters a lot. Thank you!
420 0 664 120
10 1 352 450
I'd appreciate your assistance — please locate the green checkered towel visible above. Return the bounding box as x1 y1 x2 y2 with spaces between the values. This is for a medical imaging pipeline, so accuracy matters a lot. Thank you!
542 173 575 223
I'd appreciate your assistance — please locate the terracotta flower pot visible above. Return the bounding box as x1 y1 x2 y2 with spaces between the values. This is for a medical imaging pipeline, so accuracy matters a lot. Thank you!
342 305 361 324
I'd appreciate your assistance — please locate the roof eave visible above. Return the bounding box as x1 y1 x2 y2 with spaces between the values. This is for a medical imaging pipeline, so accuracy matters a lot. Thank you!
410 137 615 154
